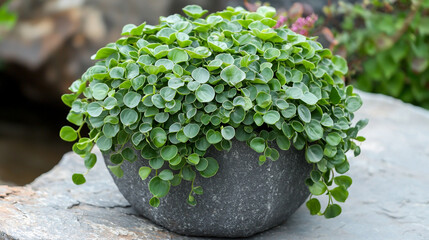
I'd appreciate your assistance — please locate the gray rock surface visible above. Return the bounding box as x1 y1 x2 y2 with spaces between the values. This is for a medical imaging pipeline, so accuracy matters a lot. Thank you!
1 91 429 240
103 140 310 238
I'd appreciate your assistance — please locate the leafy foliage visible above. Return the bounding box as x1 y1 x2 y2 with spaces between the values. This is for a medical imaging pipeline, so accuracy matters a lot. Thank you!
61 4 366 218
327 0 429 109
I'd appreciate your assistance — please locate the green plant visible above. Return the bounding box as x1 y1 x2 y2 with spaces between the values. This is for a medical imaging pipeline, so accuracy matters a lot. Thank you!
327 0 429 109
0 0 17 39
60 4 366 218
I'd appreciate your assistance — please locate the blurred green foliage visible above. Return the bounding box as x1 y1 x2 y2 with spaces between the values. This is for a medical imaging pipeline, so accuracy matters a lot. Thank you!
0 0 17 39
328 0 429 109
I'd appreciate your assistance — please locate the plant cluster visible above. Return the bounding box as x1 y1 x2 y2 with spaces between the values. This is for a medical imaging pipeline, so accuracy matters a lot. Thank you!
326 0 429 109
60 5 366 218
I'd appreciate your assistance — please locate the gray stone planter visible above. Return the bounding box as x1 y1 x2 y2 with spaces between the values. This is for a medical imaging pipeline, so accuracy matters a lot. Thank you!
103 139 311 238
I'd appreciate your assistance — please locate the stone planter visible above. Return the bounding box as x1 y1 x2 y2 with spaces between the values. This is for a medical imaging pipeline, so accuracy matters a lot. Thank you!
103 139 311 238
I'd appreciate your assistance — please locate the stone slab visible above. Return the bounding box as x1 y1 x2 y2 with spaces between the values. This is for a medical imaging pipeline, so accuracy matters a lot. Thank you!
1 91 429 240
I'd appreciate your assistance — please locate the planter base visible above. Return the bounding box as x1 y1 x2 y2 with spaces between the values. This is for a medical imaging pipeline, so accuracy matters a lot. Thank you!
104 140 311 238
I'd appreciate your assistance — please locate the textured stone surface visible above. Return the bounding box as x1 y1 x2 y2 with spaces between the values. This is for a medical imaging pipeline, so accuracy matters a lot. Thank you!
1 91 429 239
0 151 176 240
103 140 310 238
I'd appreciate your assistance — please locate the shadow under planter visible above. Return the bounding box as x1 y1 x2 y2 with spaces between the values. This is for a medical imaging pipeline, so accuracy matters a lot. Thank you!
103 139 311 238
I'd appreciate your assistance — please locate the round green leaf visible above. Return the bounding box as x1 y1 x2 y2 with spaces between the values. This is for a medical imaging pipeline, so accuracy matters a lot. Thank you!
123 91 142 108
84 153 97 169
168 48 189 63
126 62 140 79
326 132 342 146
291 120 304 132
160 145 178 161
110 153 123 165
186 46 212 59
334 176 353 189
151 94 165 109
220 65 246 85
286 87 303 99
230 106 245 124
304 120 324 141
168 78 185 89
216 53 234 65
102 123 119 138
298 104 311 123
324 204 342 219
188 153 200 165
149 157 164 169
331 187 349 202
196 157 208 171
345 96 362 112
332 55 348 75
120 108 138 126
256 91 272 108
154 112 169 123
221 126 235 140
309 181 327 195
306 198 321 215
301 92 319 105
336 161 350 174
139 123 152 133
195 84 215 103
275 99 289 110
110 67 125 79
183 123 200 138
108 165 124 178
150 127 167 148
187 81 200 91
206 129 222 144
149 197 160 207
182 165 196 181
159 169 174 181
263 110 280 124
91 83 109 100
149 176 170 198
160 87 176 102
169 155 182 166
321 114 334 127
72 173 86 185
60 126 77 142
263 48 280 61
192 67 210 83
276 135 290 150
96 136 112 151
87 102 103 117
306 144 323 163
139 167 152 180
170 174 182 186
193 186 203 195
250 137 266 153
103 97 117 110
182 5 208 18
200 157 219 178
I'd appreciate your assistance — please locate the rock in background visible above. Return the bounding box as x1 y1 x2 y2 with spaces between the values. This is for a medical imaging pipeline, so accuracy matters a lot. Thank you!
0 0 228 103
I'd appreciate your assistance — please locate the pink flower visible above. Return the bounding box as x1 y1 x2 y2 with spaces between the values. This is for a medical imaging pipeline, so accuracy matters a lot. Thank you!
274 15 288 29
290 14 318 36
